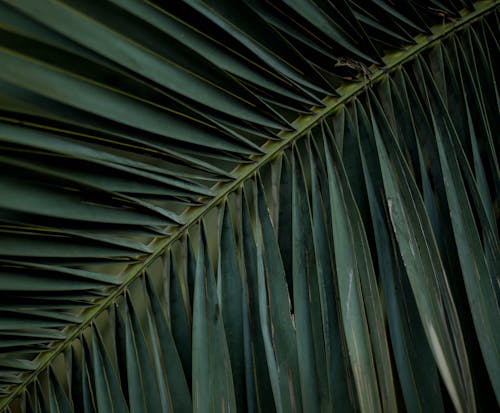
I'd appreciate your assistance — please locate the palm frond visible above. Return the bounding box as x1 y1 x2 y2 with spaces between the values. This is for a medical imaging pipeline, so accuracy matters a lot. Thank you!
0 0 498 412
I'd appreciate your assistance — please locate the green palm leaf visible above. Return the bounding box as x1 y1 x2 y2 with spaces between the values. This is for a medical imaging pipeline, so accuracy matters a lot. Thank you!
0 1 498 412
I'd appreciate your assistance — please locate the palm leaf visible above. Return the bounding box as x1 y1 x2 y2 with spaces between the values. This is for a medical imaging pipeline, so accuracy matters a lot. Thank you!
0 1 498 412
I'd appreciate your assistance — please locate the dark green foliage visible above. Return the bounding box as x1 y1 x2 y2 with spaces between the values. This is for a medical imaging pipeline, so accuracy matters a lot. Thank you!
0 1 498 412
